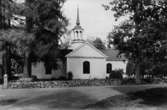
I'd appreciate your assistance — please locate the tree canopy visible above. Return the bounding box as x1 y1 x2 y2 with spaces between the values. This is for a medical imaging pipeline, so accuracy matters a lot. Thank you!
25 0 68 56
92 38 106 50
24 0 68 74
106 0 167 82
0 0 68 77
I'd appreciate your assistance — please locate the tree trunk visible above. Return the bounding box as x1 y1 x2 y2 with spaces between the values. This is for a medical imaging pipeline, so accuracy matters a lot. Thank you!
135 63 141 84
4 45 11 80
28 57 32 77
23 52 31 78
3 52 7 77
62 58 67 77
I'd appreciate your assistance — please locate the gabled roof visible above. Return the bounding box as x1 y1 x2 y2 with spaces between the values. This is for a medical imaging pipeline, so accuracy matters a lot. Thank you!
66 41 127 61
72 25 84 31
66 42 107 58
101 49 127 61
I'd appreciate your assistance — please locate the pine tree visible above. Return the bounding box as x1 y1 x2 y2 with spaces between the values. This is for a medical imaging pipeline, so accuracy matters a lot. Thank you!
24 0 68 75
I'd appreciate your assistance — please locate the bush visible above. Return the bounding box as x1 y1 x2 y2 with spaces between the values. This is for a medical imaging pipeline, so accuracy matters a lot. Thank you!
67 72 73 80
0 79 3 84
31 75 37 81
57 76 67 80
9 76 19 81
143 77 153 83
109 69 123 80
121 78 136 84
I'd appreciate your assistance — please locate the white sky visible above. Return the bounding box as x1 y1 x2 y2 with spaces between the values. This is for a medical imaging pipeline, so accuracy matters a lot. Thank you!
63 0 117 40
16 0 121 41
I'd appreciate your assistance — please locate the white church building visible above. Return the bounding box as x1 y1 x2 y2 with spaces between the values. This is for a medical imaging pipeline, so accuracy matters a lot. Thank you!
31 7 128 79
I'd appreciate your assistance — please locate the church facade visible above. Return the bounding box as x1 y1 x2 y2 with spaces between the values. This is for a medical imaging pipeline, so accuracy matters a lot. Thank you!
31 7 128 79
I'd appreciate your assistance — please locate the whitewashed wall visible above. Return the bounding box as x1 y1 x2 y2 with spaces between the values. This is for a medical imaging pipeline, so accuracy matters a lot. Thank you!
67 57 107 79
69 41 84 50
31 60 65 79
106 61 128 73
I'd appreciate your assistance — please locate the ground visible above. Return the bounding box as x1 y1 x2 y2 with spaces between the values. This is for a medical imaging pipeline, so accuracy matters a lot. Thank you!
0 84 167 110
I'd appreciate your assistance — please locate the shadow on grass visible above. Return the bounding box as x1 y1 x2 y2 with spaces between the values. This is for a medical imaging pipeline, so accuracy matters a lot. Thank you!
0 99 19 106
85 87 167 109
129 87 167 106
11 90 97 109
1 87 167 109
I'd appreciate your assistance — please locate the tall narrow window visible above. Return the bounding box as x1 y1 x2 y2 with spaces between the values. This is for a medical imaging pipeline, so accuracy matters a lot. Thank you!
83 61 90 74
107 63 112 74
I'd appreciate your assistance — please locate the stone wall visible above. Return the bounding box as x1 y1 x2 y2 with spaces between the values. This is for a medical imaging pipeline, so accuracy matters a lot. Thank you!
8 79 121 88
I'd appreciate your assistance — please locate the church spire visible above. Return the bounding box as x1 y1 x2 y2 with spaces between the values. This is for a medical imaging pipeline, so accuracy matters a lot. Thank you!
71 6 84 42
69 6 85 49
76 6 80 26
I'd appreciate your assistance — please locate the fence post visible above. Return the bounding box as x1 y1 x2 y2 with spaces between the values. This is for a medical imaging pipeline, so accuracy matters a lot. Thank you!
3 74 8 89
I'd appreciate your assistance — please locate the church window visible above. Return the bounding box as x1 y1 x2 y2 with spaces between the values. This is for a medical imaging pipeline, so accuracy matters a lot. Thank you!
107 63 112 74
83 61 90 74
119 55 122 58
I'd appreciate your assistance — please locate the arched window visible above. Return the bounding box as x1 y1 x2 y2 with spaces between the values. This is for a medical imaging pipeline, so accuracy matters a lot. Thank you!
83 61 90 74
107 63 112 74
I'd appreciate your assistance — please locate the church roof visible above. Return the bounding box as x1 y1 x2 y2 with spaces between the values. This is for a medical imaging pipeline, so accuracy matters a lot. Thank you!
72 25 84 31
101 49 127 61
67 40 127 61
66 42 107 58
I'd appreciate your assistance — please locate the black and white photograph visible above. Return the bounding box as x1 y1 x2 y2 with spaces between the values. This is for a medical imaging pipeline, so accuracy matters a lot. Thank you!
0 0 167 110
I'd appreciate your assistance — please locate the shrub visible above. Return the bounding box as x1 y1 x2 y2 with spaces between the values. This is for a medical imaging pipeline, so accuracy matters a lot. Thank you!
31 75 37 81
0 79 3 84
67 72 73 80
109 69 123 80
121 78 136 84
9 76 19 81
57 76 67 80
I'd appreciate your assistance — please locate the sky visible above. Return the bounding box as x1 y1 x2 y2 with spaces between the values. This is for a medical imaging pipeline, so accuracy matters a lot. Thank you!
63 0 116 40
16 0 121 41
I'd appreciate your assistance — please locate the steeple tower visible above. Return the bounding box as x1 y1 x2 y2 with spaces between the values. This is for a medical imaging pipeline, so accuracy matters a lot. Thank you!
72 6 84 41
69 6 85 50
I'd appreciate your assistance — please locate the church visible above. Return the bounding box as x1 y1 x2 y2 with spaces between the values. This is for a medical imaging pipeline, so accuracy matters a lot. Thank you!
31 7 128 79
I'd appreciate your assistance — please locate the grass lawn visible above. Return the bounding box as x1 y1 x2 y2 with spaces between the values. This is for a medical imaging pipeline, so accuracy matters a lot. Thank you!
0 85 166 110
85 86 167 109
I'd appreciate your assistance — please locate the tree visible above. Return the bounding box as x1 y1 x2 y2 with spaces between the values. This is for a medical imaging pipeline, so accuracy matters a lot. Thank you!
0 0 23 78
24 0 68 75
0 0 38 80
0 29 34 79
92 38 106 50
105 0 167 83
0 0 13 29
